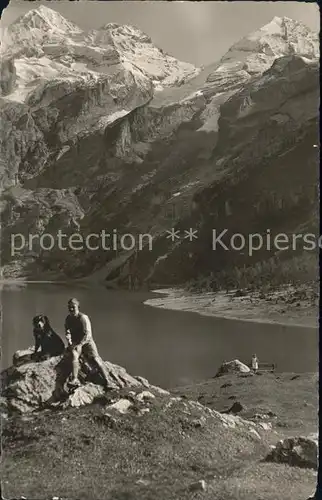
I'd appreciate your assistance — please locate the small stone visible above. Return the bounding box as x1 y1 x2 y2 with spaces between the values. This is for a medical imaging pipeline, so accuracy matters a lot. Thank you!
136 478 151 486
218 413 237 428
249 429 261 440
149 385 170 396
266 436 318 469
226 401 245 414
138 408 150 416
189 479 207 492
259 422 272 431
12 346 35 366
135 376 150 388
136 391 156 402
192 418 205 428
220 382 232 388
69 383 104 408
108 399 132 414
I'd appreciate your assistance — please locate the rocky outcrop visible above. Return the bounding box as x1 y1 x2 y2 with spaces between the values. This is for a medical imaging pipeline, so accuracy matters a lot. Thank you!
0 56 16 96
2 347 169 413
167 397 271 436
0 185 85 278
266 435 318 470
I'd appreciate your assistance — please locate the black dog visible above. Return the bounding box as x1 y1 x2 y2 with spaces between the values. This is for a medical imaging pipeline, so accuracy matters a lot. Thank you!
32 315 65 359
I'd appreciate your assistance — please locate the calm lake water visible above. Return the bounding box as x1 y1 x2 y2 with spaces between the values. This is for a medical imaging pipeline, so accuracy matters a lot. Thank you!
1 284 318 389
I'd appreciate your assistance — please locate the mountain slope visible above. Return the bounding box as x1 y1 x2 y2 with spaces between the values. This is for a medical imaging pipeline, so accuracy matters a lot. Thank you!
0 8 319 289
0 5 198 188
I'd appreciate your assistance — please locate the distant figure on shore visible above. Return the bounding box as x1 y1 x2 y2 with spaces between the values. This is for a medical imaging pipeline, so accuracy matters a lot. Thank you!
64 298 110 389
251 354 259 373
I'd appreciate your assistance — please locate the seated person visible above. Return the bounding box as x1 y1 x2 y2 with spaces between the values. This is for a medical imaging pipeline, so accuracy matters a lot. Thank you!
65 298 111 389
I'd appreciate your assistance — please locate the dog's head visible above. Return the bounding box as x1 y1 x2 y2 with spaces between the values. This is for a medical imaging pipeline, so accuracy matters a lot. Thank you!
33 315 50 332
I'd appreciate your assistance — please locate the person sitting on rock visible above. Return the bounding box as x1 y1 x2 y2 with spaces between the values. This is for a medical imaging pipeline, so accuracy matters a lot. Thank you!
64 298 110 390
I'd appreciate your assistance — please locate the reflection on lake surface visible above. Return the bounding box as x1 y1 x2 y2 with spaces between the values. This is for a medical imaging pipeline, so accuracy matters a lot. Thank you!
1 283 318 388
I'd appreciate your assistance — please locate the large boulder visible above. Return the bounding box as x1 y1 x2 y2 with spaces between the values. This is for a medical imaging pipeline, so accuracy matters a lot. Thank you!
215 359 251 377
266 435 318 470
1 348 168 413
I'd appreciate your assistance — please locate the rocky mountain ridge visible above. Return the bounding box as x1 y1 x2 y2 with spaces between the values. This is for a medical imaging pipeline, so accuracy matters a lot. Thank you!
0 7 319 287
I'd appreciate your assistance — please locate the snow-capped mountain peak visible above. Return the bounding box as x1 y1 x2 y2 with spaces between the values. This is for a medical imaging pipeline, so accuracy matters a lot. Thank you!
248 16 318 54
1 5 83 55
87 22 199 89
10 5 82 34
221 16 319 74
1 6 199 90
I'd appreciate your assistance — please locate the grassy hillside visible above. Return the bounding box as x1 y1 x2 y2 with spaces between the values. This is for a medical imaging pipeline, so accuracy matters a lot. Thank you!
2 373 318 500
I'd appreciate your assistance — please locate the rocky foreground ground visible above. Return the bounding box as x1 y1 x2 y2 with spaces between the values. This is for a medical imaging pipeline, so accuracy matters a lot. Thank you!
1 353 318 500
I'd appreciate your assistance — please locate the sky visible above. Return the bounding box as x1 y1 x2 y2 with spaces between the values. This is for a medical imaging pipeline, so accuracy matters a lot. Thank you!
1 1 320 66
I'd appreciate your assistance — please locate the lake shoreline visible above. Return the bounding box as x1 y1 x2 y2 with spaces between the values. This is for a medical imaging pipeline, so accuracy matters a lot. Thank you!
144 287 318 329
2 279 317 329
